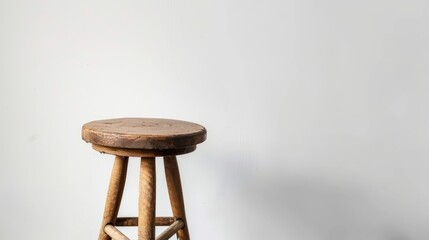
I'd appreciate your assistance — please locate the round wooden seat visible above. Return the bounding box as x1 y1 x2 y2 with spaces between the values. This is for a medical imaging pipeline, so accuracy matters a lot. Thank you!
82 118 207 157
83 117 206 240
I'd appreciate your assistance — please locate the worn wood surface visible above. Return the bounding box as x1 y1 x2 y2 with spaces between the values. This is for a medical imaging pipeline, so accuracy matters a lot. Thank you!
115 217 175 227
92 144 196 157
155 220 185 240
104 225 130 240
164 156 190 240
99 156 129 240
84 118 206 240
82 118 206 149
139 157 156 240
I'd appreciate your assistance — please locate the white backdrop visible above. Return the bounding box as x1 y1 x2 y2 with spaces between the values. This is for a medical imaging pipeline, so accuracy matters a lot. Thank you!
1 0 429 239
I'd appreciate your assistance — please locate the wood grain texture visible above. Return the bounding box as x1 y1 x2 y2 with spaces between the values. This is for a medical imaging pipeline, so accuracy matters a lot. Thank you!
82 118 207 149
92 144 196 157
99 156 129 240
139 157 156 240
104 225 130 240
164 156 190 240
155 220 185 240
115 217 175 227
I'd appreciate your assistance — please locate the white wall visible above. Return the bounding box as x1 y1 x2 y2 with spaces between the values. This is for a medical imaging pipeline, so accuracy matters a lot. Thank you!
1 0 429 239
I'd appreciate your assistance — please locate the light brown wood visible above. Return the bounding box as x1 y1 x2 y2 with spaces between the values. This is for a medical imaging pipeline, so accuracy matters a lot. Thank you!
164 156 190 240
99 156 129 240
92 144 196 157
104 225 130 240
155 220 185 240
115 217 175 227
83 118 207 240
82 118 207 150
139 157 156 240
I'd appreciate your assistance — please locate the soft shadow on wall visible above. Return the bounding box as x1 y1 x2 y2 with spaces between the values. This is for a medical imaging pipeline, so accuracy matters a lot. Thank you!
201 155 427 240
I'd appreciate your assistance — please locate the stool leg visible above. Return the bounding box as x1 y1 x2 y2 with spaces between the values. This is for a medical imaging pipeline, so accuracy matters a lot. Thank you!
163 155 190 240
139 157 156 240
99 156 129 240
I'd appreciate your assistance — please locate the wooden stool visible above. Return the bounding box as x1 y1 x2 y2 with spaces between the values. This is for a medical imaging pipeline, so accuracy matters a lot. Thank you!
82 118 207 240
